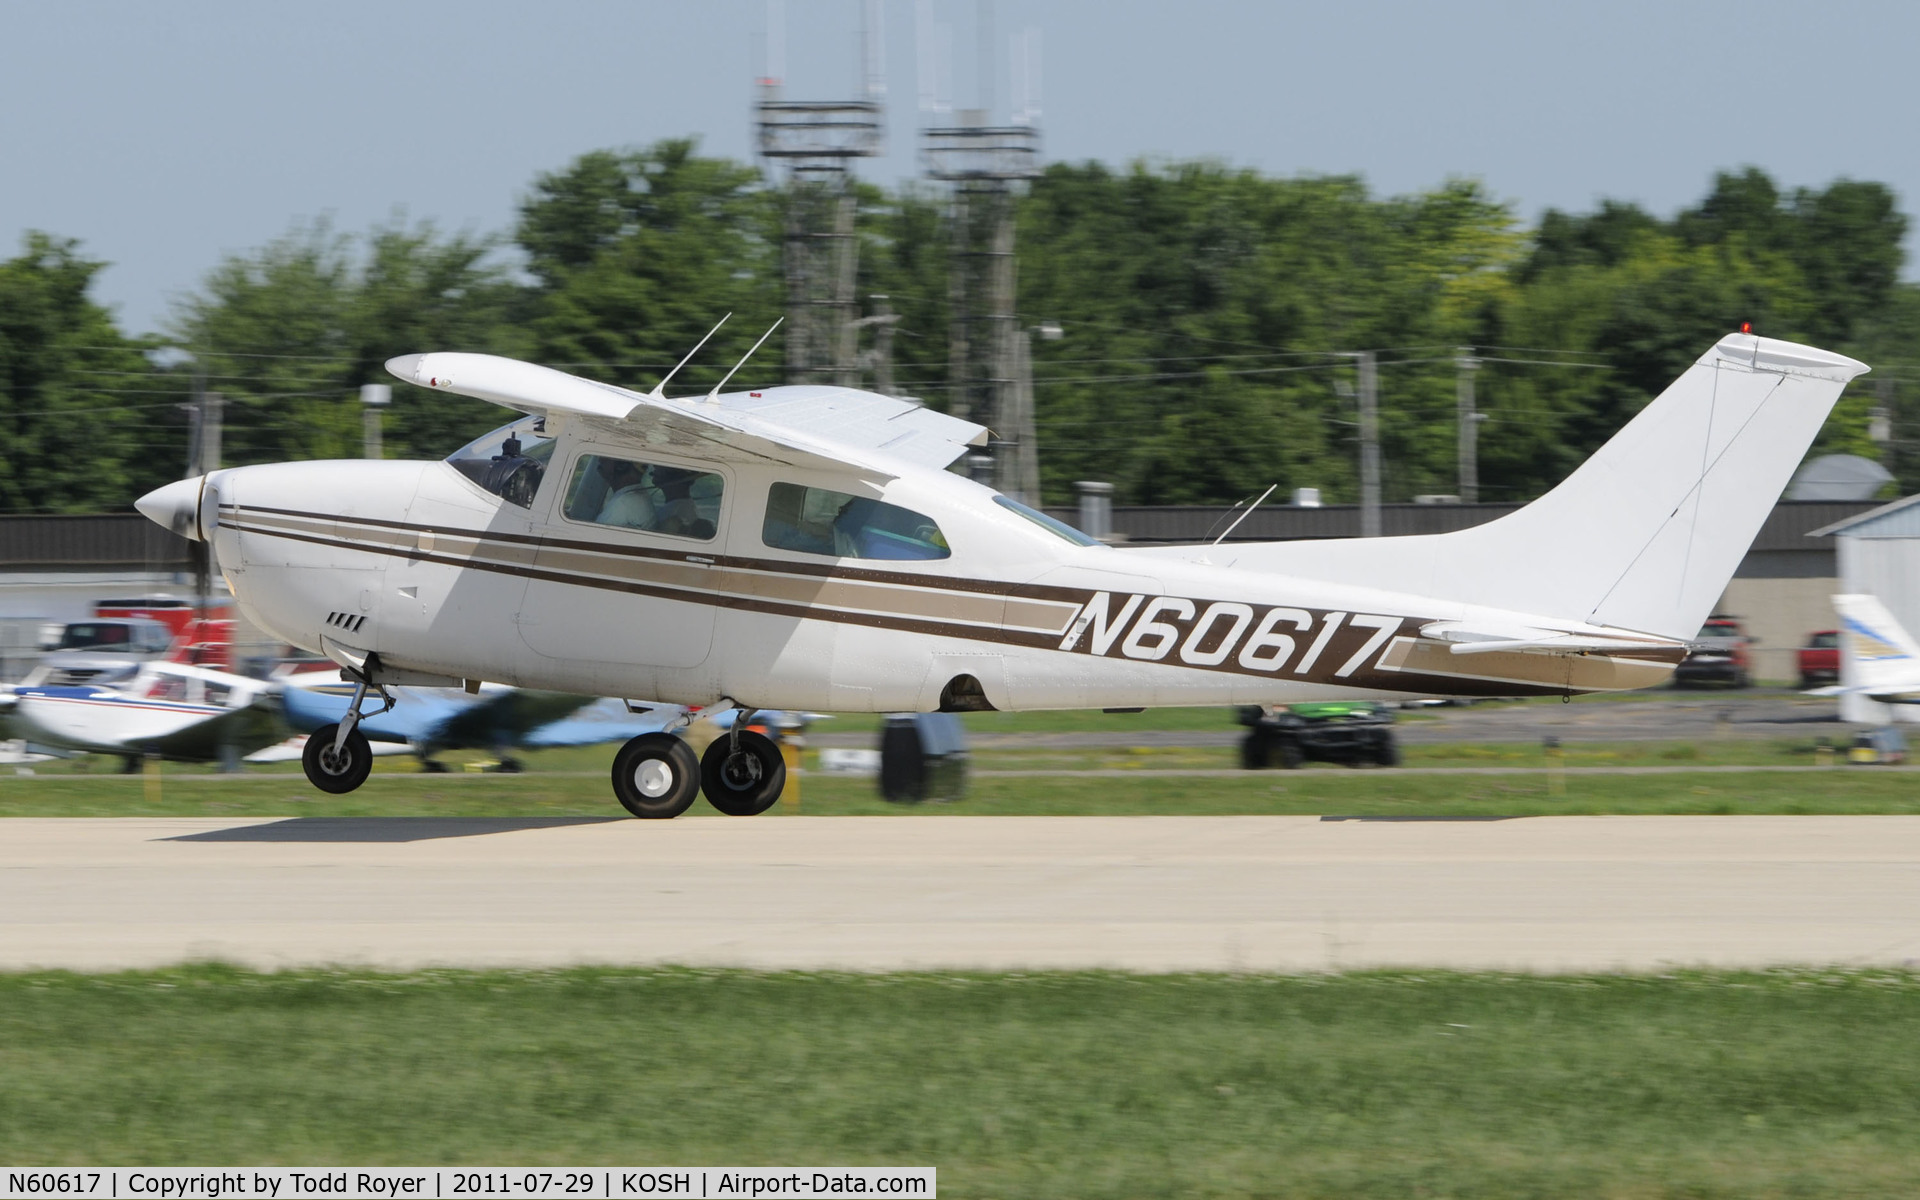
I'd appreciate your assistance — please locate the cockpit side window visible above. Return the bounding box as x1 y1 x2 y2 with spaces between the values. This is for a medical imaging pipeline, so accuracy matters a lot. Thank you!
561 454 722 541
761 482 950 561
446 422 556 509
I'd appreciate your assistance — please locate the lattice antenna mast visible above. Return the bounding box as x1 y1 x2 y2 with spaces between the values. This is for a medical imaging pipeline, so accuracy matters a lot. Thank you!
756 0 883 388
922 2 1042 502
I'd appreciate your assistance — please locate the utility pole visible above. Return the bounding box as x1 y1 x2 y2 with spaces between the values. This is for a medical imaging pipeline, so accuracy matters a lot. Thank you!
199 392 223 475
857 293 899 395
1358 351 1381 537
1456 347 1481 503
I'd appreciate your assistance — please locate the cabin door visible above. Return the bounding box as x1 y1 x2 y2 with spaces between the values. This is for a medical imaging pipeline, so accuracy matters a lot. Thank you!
515 445 722 671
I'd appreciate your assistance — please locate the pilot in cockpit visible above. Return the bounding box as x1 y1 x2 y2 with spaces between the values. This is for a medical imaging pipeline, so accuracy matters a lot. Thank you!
595 459 656 529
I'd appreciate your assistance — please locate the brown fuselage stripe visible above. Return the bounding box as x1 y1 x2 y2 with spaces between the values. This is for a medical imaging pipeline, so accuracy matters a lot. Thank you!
222 504 1683 698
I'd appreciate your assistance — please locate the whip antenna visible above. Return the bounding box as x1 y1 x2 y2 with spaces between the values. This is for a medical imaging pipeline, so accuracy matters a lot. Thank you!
706 318 784 403
649 313 731 399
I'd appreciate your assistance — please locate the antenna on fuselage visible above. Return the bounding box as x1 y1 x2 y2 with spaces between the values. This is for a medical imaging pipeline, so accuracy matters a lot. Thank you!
649 313 732 400
705 317 785 403
1211 484 1277 545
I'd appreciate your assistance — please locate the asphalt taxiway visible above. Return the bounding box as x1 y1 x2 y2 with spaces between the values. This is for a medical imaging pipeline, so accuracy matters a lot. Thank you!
4 815 1917 973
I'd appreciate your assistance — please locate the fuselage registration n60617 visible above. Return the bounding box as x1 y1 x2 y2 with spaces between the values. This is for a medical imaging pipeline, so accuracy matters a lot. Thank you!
136 330 1866 817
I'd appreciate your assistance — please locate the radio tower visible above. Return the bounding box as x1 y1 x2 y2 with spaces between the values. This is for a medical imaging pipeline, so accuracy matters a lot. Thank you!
756 1 884 387
922 4 1041 502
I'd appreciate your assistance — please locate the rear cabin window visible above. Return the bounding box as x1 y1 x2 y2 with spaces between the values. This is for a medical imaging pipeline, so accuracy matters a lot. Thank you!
562 454 723 541
761 483 950 561
447 422 556 509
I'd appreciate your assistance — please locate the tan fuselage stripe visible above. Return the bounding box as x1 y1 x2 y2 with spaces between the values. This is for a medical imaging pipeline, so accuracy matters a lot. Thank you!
223 504 1681 697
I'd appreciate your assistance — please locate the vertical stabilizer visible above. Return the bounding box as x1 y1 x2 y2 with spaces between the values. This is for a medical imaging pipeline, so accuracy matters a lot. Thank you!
1832 593 1920 700
1130 333 1869 640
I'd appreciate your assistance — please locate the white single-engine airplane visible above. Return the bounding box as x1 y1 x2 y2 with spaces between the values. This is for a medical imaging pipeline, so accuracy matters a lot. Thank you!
135 329 1866 817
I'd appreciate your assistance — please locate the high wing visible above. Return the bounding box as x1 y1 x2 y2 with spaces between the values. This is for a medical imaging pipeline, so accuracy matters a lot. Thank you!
385 352 989 476
283 679 596 753
520 697 688 748
430 689 599 753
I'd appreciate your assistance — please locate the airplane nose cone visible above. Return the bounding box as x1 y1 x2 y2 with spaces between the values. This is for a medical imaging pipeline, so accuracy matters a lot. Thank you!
135 475 205 541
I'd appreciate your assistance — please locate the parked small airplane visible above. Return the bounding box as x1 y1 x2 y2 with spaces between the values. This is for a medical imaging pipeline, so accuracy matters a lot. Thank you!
1809 594 1920 704
136 328 1867 817
0 659 283 769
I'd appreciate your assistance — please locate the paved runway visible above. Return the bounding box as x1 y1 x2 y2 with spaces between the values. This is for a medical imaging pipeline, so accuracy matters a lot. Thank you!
5 815 1919 973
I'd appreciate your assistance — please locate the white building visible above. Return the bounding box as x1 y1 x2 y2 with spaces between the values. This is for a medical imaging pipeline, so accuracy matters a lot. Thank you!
1813 496 1920 723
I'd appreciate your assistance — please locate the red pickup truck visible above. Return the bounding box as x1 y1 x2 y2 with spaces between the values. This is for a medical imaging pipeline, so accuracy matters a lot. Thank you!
1798 630 1840 689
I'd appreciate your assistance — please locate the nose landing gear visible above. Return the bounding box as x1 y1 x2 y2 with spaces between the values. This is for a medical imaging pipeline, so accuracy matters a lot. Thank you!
300 676 392 794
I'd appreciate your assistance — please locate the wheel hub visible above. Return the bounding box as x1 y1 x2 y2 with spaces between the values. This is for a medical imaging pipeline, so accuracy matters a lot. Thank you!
721 751 763 790
633 757 675 798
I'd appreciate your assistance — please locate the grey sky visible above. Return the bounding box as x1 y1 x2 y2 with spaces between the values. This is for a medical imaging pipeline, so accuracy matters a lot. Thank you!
4 0 1915 337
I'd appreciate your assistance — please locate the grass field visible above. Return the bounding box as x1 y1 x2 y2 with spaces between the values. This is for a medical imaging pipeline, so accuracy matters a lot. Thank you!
0 747 1914 817
3 965 1918 1197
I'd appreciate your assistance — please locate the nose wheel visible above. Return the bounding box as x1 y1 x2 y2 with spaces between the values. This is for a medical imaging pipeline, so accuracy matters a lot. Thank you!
299 675 392 795
303 723 374 793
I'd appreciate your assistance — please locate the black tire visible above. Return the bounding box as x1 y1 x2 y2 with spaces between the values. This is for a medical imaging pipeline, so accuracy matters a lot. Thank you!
1240 732 1270 770
611 733 701 819
1799 674 1815 690
701 729 787 816
1375 734 1401 768
303 724 374 794
1277 738 1306 770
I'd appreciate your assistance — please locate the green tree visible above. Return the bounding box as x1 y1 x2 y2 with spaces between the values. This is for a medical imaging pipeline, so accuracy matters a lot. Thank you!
0 233 179 511
516 140 782 394
170 218 522 465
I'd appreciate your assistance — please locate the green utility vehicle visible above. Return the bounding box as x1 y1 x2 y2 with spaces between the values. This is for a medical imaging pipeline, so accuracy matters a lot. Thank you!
1235 701 1399 769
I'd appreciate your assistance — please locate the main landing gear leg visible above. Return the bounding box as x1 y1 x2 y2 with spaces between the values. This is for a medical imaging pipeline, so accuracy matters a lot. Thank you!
700 706 786 817
302 677 390 795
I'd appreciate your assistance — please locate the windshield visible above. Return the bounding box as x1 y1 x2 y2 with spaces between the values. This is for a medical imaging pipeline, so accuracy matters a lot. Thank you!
447 421 557 508
994 495 1104 547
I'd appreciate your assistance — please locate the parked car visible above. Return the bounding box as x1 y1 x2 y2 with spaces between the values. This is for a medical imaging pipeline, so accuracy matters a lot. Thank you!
1674 616 1753 688
1237 701 1398 769
1798 629 1840 689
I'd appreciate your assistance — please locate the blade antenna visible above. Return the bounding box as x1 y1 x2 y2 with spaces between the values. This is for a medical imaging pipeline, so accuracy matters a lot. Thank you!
706 318 784 403
1212 484 1277 545
648 313 732 399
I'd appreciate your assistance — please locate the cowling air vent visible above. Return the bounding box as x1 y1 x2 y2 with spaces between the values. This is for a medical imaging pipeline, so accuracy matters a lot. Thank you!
324 611 369 634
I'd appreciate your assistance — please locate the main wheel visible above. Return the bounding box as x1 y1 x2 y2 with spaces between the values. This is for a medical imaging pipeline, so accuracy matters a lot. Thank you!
611 733 701 819
303 724 374 794
701 729 787 816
